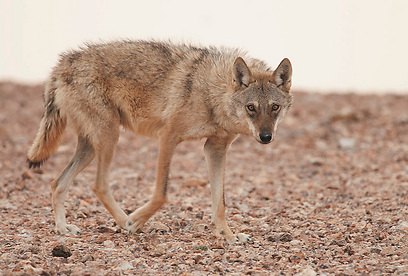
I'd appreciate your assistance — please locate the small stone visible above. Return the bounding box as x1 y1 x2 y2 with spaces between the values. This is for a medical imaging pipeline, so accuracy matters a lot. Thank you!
398 221 408 230
279 233 293 242
32 168 44 174
29 246 40 254
13 261 41 274
193 254 203 264
231 214 244 222
117 260 133 270
81 254 94 263
153 243 167 257
194 245 209 251
331 239 345 247
103 240 115 248
290 239 302 246
338 138 355 149
237 233 250 242
344 245 355 255
295 267 317 276
370 247 381 254
310 158 324 166
22 170 35 180
267 235 277 242
52 245 72 258
97 226 114 233
287 174 301 182
289 254 302 263
186 178 207 187
76 211 88 219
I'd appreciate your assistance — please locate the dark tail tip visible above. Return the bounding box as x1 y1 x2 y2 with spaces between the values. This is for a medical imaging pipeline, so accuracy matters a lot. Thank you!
27 158 45 169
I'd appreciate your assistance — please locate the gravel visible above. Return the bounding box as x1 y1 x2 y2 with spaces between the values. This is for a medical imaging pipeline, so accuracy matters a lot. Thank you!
0 82 407 275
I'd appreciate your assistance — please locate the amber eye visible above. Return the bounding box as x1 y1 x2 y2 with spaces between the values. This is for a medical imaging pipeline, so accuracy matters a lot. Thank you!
246 104 255 112
272 104 280 111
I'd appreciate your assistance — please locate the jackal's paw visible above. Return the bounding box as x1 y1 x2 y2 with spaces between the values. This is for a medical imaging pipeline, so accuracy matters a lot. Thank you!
56 224 80 235
236 233 251 243
125 208 152 234
224 233 251 244
214 227 250 244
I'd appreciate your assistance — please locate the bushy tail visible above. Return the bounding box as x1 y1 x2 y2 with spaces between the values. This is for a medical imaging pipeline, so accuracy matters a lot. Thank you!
27 88 67 168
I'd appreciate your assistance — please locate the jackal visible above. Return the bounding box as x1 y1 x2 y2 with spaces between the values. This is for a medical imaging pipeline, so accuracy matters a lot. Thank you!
27 40 293 243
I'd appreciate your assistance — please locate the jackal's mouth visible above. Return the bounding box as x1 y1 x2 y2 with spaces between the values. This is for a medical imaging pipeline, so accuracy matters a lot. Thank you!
258 139 273 145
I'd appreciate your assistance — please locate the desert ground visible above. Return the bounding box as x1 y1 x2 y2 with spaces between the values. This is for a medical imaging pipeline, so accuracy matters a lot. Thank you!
0 82 407 275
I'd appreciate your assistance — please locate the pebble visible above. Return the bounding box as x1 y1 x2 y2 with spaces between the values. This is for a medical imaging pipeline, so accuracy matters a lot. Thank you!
231 214 244 222
193 254 205 264
370 247 381 254
295 267 317 276
153 243 168 257
118 260 133 270
398 221 408 230
290 240 302 246
236 233 250 243
52 245 72 258
338 138 355 149
103 240 115 248
279 233 293 242
81 254 94 263
22 170 35 180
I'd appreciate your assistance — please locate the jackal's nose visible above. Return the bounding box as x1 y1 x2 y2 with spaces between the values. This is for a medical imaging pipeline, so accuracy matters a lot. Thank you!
259 133 272 144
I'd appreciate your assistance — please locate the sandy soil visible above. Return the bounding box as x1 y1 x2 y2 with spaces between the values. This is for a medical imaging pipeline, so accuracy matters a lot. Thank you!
0 82 407 275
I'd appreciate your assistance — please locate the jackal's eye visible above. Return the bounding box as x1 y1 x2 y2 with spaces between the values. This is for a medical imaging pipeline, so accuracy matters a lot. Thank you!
272 104 280 111
246 104 255 112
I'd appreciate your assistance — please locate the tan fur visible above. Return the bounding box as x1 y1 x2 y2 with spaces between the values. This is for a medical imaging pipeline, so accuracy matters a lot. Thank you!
27 81 67 167
27 40 293 243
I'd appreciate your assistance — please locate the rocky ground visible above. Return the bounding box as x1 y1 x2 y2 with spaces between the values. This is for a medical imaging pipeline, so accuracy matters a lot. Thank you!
0 82 407 275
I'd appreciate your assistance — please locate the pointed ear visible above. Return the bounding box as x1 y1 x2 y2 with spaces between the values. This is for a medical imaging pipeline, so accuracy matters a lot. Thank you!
233 57 253 88
272 58 292 92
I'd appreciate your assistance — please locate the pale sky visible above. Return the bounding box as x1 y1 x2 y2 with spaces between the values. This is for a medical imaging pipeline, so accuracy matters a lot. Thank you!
1 0 407 93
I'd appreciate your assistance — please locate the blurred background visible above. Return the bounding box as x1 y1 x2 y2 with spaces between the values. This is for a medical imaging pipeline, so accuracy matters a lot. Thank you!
1 0 407 94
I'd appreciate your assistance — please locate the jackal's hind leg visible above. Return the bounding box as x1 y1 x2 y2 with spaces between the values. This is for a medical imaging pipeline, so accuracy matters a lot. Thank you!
126 135 179 233
52 136 95 235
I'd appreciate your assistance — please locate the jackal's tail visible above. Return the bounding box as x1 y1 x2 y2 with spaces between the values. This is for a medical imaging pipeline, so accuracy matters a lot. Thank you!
27 87 67 168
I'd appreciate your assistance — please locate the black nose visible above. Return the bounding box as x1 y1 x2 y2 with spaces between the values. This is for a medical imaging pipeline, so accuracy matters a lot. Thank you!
259 133 272 143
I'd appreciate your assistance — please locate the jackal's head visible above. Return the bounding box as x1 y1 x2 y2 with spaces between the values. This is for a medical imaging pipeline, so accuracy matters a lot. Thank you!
231 57 293 144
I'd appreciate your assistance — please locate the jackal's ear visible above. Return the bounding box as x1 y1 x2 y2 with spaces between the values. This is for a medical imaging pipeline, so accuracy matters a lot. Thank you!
233 57 253 88
272 58 292 92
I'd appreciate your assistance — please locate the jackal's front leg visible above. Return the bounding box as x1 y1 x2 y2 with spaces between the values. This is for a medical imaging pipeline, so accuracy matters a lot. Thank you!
125 135 179 234
204 136 249 244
